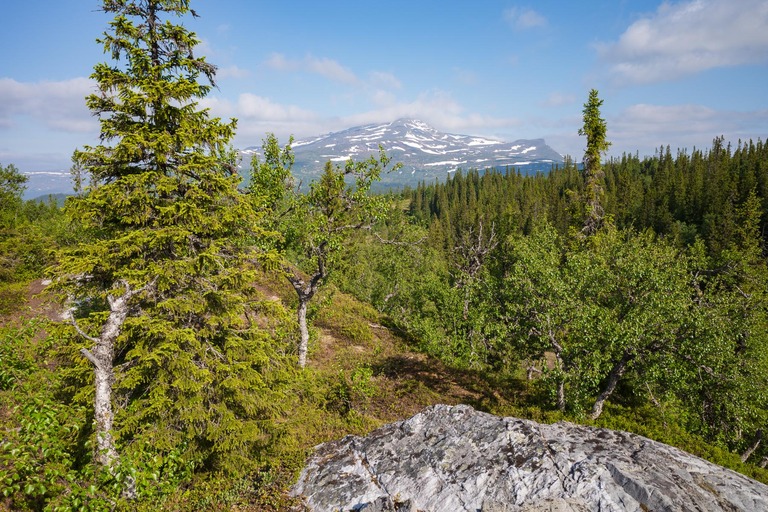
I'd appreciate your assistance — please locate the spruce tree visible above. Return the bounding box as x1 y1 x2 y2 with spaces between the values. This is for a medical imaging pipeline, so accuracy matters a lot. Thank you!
53 0 282 476
579 89 611 235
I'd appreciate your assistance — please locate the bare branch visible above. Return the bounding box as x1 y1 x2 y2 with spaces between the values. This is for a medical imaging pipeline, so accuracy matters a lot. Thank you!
69 314 101 344
453 221 499 283
373 232 427 247
80 348 102 369
735 285 752 299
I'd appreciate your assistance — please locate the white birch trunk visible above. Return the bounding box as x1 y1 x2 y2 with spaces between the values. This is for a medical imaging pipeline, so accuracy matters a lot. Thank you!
590 351 632 420
297 299 309 368
72 281 148 475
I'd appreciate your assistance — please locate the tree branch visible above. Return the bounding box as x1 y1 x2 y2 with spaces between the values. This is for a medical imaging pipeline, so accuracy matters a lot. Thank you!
68 314 101 344
373 232 427 247
80 348 102 369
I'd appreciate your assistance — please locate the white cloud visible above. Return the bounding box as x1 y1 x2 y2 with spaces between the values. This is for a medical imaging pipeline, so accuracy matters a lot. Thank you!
610 103 768 156
370 89 398 106
216 65 250 79
205 89 520 147
338 90 518 137
237 94 316 121
364 72 403 107
0 77 95 133
306 56 358 85
203 94 316 122
599 0 768 84
541 92 576 108
264 53 298 72
503 7 548 30
263 54 404 110
368 71 401 90
202 94 321 142
265 53 358 84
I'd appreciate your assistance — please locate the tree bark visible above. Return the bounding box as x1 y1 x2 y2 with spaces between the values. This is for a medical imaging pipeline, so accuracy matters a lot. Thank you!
297 298 309 368
526 364 542 381
553 347 565 412
70 281 150 479
94 291 135 466
741 429 763 463
590 350 632 420
286 258 326 369
546 324 566 413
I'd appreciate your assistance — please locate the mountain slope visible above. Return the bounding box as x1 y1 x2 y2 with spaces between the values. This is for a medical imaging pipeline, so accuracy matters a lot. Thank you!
22 120 564 197
241 118 564 187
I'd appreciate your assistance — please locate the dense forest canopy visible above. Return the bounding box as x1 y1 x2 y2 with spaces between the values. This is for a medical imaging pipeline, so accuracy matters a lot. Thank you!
1 1 768 510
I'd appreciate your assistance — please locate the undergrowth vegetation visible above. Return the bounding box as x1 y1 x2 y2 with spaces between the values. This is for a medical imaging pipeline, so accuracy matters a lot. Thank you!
4 281 768 511
2 2 768 509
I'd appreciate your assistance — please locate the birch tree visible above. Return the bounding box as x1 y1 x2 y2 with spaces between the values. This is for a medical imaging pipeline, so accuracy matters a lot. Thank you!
249 138 396 367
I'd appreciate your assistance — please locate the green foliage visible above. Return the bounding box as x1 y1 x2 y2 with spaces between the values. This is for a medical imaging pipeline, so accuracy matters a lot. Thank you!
249 133 398 366
0 162 27 231
288 152 395 277
0 282 26 317
342 134 768 464
248 133 295 218
314 290 376 345
677 196 768 451
578 89 611 170
0 319 298 511
0 322 38 390
0 398 86 510
328 365 378 416
4 9 768 503
0 164 68 315
46 0 291 486
0 322 95 512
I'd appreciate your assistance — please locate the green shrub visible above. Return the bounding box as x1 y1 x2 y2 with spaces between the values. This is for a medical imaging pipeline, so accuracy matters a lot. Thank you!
314 289 376 345
596 402 768 485
0 323 37 389
0 282 26 316
0 397 87 510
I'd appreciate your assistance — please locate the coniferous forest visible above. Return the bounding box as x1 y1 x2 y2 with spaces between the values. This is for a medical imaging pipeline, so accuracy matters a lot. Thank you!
2 2 768 510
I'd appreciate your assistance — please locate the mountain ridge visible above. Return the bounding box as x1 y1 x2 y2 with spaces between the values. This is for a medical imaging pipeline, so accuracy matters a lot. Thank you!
240 118 564 188
22 119 565 197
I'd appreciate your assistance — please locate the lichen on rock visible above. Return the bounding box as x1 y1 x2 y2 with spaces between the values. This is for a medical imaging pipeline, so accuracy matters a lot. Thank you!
291 404 768 512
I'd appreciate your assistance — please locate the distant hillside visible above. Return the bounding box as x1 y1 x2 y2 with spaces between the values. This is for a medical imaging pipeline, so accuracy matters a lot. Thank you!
240 118 564 188
21 171 73 200
22 119 565 196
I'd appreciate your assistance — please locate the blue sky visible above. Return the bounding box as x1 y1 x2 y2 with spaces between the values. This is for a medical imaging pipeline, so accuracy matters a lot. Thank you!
1 0 767 174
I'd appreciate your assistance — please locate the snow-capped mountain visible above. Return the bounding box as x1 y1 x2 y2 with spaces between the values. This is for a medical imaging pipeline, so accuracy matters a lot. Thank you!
240 118 564 187
21 171 74 200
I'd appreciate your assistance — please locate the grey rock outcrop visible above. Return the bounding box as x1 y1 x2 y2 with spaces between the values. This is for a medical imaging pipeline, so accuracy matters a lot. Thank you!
291 404 768 511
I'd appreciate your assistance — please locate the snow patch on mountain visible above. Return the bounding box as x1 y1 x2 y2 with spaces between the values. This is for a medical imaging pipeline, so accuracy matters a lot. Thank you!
241 118 564 187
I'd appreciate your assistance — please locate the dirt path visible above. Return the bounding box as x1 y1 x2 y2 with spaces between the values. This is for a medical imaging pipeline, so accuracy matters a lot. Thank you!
1 278 64 327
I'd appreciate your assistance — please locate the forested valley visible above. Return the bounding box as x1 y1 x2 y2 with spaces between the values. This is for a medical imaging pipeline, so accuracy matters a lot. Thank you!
2 2 768 510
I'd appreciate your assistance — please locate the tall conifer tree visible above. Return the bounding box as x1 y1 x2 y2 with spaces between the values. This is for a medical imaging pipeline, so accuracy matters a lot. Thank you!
579 89 611 235
53 0 281 475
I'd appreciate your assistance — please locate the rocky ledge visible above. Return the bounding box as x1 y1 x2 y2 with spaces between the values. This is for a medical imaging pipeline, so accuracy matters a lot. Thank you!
291 404 768 511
